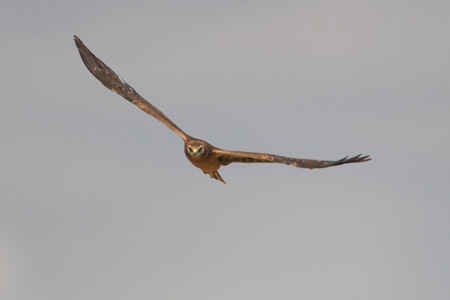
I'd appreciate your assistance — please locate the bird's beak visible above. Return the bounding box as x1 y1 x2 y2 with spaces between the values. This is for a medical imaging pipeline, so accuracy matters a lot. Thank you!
192 148 199 156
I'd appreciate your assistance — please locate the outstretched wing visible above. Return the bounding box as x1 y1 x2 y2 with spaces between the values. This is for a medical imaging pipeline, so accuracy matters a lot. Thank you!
74 35 189 141
213 148 371 169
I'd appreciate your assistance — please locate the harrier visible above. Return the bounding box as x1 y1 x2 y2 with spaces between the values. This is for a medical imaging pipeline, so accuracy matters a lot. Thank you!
74 36 371 183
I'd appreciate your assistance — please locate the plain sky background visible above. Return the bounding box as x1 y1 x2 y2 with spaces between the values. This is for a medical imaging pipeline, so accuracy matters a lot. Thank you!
1 0 450 299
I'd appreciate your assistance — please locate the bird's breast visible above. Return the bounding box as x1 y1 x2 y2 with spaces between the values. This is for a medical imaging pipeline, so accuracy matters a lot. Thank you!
185 153 221 174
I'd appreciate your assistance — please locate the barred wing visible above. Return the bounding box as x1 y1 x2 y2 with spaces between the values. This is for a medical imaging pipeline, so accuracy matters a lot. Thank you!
213 148 371 169
74 35 189 141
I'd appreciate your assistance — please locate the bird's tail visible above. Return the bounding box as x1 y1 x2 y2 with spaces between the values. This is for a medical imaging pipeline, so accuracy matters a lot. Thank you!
210 171 226 184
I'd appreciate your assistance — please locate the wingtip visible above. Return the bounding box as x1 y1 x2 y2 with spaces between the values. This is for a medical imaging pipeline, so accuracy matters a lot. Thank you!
361 154 372 162
334 153 372 166
73 35 83 49
353 153 372 163
73 35 81 43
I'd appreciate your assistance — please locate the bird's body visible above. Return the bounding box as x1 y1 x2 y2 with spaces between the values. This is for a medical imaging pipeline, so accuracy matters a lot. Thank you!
74 35 371 183
183 138 223 181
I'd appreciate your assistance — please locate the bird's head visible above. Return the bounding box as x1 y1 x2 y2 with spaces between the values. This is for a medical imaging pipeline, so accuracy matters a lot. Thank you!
185 140 210 159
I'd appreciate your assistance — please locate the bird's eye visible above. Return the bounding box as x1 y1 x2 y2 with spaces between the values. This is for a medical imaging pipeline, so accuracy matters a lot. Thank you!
198 146 203 153
188 146 193 153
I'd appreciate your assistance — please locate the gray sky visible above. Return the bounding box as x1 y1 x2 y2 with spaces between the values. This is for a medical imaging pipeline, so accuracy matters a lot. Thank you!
1 1 450 299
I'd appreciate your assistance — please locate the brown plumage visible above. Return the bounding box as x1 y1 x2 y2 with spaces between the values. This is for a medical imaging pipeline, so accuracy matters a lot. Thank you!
74 35 371 184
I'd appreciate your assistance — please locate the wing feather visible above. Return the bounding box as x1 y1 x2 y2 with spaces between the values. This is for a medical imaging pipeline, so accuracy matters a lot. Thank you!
213 148 371 169
74 35 189 141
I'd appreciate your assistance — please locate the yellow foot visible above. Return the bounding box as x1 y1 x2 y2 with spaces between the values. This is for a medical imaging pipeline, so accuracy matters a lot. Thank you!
208 171 226 184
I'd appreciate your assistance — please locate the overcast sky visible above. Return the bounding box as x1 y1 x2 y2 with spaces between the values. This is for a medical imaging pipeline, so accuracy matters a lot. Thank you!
1 1 450 299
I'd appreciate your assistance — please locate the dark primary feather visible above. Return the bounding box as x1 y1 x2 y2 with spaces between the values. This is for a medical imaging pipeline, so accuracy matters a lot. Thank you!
73 35 189 141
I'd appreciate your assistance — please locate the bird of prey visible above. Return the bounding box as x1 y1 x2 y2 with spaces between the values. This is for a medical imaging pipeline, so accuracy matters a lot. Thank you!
74 35 371 184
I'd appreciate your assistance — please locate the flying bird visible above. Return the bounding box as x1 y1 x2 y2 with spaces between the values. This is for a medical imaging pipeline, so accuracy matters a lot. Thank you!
74 35 371 183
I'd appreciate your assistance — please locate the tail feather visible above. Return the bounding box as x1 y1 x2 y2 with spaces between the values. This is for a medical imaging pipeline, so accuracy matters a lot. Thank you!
210 171 226 184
